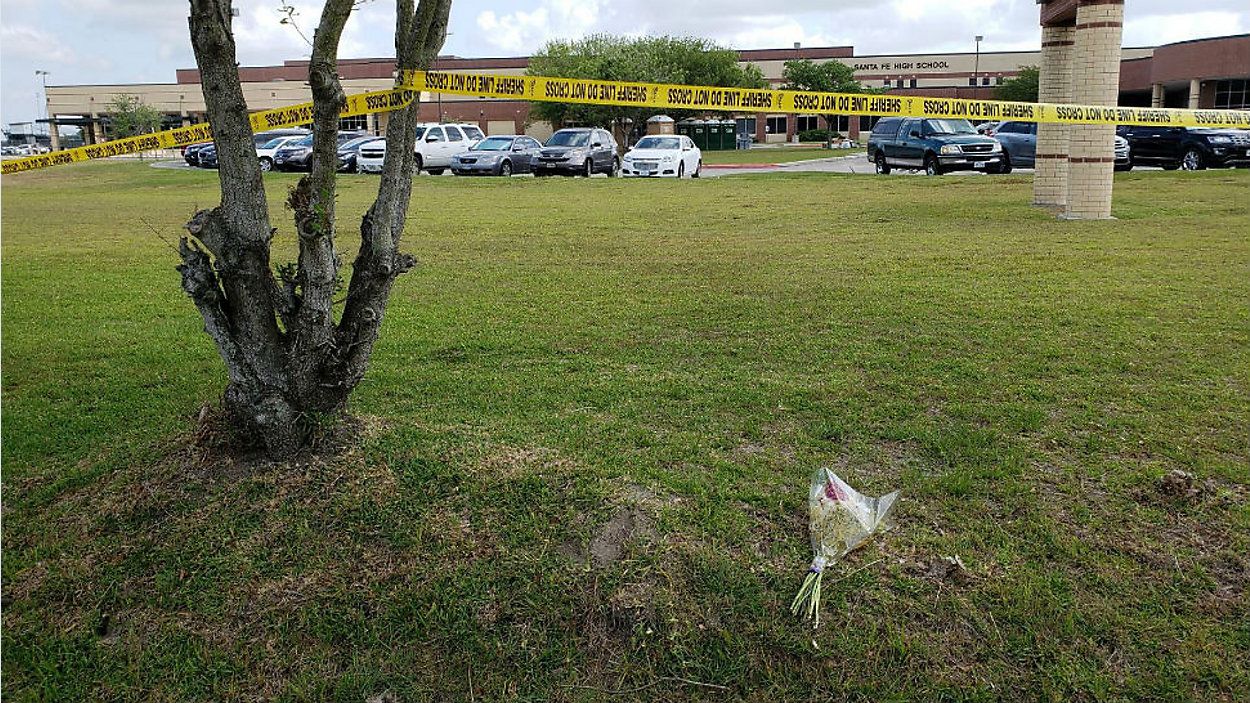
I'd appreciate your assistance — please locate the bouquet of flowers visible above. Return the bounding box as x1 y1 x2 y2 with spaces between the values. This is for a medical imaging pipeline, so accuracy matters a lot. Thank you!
790 468 899 626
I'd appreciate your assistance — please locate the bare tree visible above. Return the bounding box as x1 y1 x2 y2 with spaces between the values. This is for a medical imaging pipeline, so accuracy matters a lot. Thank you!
180 0 452 457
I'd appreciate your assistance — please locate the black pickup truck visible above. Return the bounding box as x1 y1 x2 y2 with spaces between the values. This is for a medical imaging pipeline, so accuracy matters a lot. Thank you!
867 117 1005 175
1115 126 1250 170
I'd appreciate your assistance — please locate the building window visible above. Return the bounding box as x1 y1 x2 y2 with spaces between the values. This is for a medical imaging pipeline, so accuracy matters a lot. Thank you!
859 115 881 132
968 77 977 86
995 76 1003 85
339 114 368 131
883 79 890 87
909 78 917 88
765 116 787 135
895 79 904 88
1214 79 1249 109
735 117 756 135
796 115 821 132
832 115 850 133
982 76 991 86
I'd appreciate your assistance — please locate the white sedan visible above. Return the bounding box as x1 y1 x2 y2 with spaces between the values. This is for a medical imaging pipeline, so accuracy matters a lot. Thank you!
621 135 702 178
256 135 304 172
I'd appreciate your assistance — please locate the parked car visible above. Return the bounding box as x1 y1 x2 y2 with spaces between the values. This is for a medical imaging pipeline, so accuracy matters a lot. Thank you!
450 135 543 176
337 136 381 173
1116 125 1250 170
256 135 305 172
252 128 309 149
621 134 702 178
197 143 219 169
272 131 371 172
357 123 485 174
534 128 620 177
273 135 313 171
183 142 213 166
867 117 1003 175
992 121 1132 172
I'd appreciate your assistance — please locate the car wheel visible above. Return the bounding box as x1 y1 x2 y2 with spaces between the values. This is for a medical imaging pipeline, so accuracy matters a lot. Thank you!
498 160 512 177
875 153 891 175
413 154 423 174
609 158 620 177
924 154 941 176
677 162 685 178
994 154 1012 175
1181 148 1204 171
693 160 702 178
584 160 593 178
259 157 273 172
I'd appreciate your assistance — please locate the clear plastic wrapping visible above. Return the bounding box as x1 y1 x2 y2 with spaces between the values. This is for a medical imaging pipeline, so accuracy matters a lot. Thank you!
791 468 899 625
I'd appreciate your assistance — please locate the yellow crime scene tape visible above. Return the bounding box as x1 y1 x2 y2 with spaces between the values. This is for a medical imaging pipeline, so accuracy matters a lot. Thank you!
402 70 1250 129
5 69 1248 176
1 88 417 175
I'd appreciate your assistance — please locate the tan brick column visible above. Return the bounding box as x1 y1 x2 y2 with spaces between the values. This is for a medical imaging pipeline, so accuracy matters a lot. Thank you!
1033 24 1075 209
49 120 61 151
1063 0 1124 220
1188 79 1201 109
1151 83 1164 107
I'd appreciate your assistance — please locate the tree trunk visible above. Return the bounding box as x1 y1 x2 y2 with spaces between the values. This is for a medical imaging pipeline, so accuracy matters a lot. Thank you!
179 0 452 459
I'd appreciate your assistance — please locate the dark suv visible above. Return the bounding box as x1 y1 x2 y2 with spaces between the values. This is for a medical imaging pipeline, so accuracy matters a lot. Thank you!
534 128 619 177
1116 126 1250 170
867 117 1004 175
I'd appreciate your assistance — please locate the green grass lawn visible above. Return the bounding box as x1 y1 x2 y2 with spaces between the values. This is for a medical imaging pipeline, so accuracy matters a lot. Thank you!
3 162 1248 701
701 146 863 165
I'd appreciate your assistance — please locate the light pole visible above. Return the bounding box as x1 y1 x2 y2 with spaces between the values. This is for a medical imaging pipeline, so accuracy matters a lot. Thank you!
435 31 454 123
35 70 50 136
973 36 983 91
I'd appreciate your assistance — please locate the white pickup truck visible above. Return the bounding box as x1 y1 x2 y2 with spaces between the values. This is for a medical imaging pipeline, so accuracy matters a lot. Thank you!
356 123 485 175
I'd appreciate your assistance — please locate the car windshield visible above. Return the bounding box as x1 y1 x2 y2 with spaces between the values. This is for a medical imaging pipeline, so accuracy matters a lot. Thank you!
339 136 375 151
260 137 291 149
413 127 427 139
473 137 514 151
293 135 314 147
924 119 976 135
547 131 589 147
635 137 680 150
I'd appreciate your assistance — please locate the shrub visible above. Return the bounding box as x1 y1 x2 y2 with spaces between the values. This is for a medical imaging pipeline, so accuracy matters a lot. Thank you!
798 129 843 143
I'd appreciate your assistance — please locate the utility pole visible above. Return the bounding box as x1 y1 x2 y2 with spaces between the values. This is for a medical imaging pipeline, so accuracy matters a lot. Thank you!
973 36 983 91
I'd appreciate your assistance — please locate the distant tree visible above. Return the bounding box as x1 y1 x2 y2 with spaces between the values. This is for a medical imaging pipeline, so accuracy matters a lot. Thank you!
782 59 867 146
527 35 766 141
106 94 163 140
994 66 1039 103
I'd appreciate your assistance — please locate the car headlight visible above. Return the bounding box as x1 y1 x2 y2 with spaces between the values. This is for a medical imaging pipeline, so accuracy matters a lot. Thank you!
661 155 675 163
623 154 634 162
990 141 1002 152
940 144 961 155
1208 135 1231 144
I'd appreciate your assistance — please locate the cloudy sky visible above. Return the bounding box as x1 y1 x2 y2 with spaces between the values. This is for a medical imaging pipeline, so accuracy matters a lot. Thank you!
2 0 1246 126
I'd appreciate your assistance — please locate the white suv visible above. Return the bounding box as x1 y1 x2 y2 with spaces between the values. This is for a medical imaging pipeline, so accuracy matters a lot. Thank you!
356 123 485 175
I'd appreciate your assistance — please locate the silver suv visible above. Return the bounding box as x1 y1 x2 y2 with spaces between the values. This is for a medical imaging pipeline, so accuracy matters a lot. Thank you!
534 128 620 177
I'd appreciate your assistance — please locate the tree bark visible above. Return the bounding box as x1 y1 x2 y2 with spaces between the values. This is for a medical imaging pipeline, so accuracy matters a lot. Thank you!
179 0 452 459
183 0 300 456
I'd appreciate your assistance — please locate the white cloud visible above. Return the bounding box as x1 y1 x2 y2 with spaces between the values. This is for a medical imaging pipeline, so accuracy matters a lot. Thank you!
1124 11 1247 47
1 25 77 64
476 0 605 53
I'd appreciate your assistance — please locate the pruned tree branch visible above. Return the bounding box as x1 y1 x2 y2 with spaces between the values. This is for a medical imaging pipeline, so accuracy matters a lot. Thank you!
329 0 451 388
